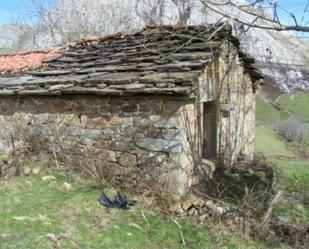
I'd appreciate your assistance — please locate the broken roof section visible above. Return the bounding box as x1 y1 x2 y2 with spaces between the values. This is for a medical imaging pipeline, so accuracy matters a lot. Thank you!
0 23 262 96
0 51 57 73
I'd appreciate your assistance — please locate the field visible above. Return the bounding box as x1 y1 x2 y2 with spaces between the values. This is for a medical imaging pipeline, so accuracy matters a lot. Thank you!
277 92 309 122
0 171 286 249
255 92 309 230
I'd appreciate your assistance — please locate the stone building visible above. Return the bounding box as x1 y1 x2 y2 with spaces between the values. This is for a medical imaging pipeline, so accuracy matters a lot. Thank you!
0 24 262 196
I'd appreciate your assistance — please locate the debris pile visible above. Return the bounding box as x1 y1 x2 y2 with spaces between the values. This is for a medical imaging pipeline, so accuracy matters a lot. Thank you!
169 194 231 221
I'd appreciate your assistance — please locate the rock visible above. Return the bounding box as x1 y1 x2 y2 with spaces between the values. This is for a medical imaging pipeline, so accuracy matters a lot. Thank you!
118 153 137 167
215 207 226 215
182 194 204 211
205 200 216 211
49 84 74 91
188 207 197 216
97 84 107 89
277 216 290 225
199 214 208 223
135 138 182 153
32 167 41 175
110 117 124 126
47 232 57 242
182 199 193 211
41 175 56 182
105 150 117 162
150 115 180 128
63 182 72 191
23 167 32 176
80 137 95 146
161 129 182 140
109 141 129 152
205 200 228 215
81 115 109 129
84 129 103 140
188 176 200 187
193 197 205 208
169 202 182 213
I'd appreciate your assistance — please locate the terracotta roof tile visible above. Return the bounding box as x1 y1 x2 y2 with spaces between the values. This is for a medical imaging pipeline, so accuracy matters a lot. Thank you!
0 51 58 73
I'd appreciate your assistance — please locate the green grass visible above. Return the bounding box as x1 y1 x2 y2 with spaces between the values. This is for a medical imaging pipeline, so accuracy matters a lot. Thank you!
277 92 309 122
271 160 309 193
256 97 278 126
256 97 290 126
271 160 309 226
255 127 293 157
275 197 309 225
0 173 220 249
0 171 293 249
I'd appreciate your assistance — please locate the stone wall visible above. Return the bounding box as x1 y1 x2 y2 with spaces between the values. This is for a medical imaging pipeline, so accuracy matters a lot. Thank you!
198 42 256 165
0 96 197 197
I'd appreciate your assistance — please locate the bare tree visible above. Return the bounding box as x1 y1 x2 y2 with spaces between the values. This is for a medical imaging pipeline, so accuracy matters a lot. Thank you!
199 0 309 33
135 0 167 25
20 0 138 48
6 0 309 52
171 0 193 26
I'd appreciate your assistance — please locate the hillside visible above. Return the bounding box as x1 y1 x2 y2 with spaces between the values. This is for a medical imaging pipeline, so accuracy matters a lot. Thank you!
0 24 32 55
239 28 309 96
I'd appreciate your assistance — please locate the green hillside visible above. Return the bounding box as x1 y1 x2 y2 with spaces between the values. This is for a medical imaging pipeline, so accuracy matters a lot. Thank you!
255 92 309 232
277 92 309 122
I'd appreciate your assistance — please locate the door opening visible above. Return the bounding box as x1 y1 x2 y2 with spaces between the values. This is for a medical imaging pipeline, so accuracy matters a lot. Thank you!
203 101 217 159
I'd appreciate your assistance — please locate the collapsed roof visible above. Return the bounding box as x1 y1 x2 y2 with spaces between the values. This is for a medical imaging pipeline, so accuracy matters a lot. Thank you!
0 23 262 96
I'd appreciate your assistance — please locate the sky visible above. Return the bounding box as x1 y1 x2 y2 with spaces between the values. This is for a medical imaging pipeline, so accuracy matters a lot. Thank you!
0 0 55 24
0 0 308 27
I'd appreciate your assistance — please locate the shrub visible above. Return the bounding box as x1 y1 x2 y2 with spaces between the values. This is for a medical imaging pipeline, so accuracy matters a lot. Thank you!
274 114 307 144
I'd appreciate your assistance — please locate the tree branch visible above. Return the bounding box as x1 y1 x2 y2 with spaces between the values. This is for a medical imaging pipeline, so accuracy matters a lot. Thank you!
200 0 309 32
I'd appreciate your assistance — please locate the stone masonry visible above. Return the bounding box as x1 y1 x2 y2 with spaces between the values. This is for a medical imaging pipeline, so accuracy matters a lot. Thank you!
0 96 197 196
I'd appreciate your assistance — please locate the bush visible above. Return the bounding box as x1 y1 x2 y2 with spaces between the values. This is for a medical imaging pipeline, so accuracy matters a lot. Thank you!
273 114 307 144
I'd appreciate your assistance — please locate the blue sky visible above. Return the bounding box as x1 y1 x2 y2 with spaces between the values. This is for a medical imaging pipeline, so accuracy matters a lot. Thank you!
272 0 309 25
0 0 55 24
0 0 308 25
0 0 22 24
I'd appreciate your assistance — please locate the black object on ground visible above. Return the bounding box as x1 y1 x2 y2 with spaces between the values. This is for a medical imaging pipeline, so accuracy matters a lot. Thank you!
98 191 133 210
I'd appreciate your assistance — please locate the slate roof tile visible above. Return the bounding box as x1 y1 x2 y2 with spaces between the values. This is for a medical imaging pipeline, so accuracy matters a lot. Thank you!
0 23 262 96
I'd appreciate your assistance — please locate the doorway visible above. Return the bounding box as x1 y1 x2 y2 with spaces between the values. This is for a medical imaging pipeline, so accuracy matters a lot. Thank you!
203 101 217 159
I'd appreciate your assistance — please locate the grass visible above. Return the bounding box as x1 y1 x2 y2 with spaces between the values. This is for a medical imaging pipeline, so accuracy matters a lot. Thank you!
0 169 294 249
255 127 293 157
271 160 309 193
277 92 309 122
0 174 190 249
255 97 290 126
255 93 309 230
274 198 309 225
0 172 224 249
256 97 277 126
271 159 309 226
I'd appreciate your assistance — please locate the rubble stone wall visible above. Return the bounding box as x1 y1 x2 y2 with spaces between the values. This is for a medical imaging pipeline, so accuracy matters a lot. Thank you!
218 43 256 164
0 96 197 197
199 42 256 165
